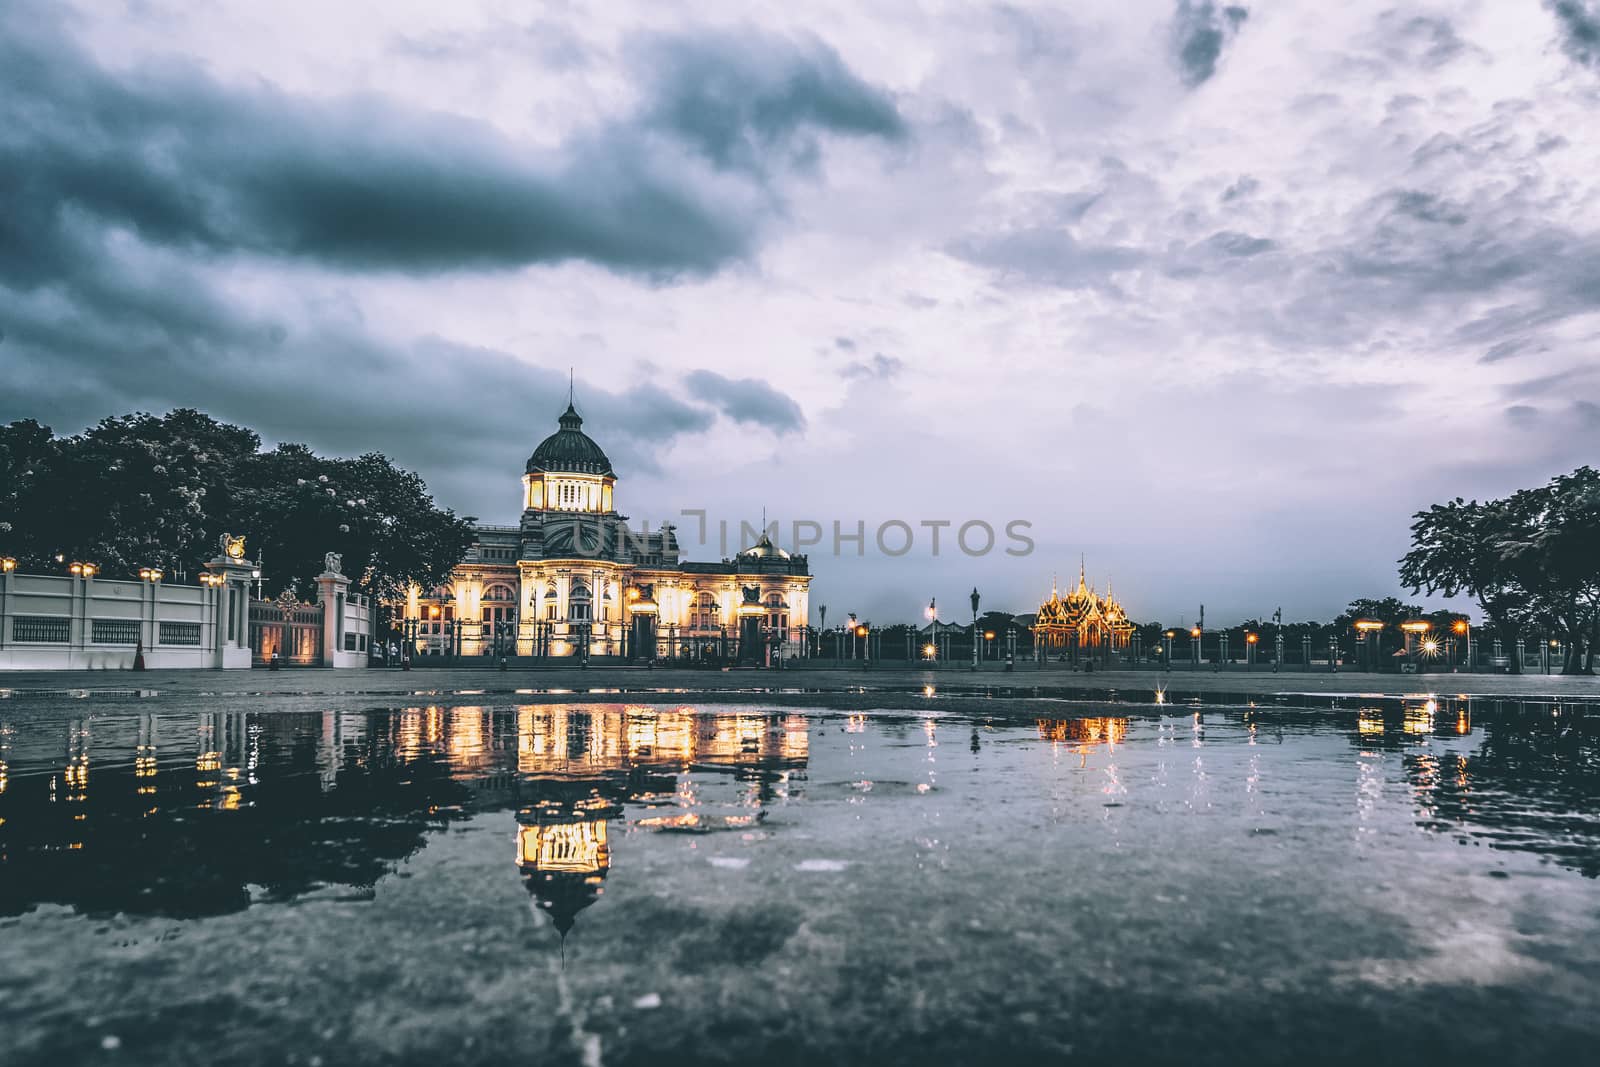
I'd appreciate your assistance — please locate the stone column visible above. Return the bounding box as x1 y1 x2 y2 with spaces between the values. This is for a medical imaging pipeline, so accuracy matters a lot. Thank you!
203 553 259 669
316 566 352 667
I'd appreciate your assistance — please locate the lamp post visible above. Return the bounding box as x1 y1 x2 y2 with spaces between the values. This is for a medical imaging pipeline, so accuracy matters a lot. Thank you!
1164 630 1174 671
1454 619 1471 672
926 597 937 666
857 624 869 665
1272 607 1283 674
1399 619 1430 673
135 566 162 671
1354 620 1384 672
970 587 980 672
1189 627 1200 671
1246 631 1258 671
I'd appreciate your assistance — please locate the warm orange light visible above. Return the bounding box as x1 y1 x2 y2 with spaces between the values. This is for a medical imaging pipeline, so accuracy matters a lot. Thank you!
0 556 15 573
1354 620 1384 632
1399 620 1431 633
1246 633 1258 644
856 626 868 637
1190 628 1201 638
429 605 441 618
984 630 995 640
1164 630 1175 639
1452 620 1468 634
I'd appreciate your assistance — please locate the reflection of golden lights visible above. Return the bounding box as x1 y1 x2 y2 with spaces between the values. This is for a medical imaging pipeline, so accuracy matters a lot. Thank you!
845 714 867 734
1358 710 1384 737
1456 710 1471 735
1404 705 1434 735
1037 718 1127 746
518 820 610 875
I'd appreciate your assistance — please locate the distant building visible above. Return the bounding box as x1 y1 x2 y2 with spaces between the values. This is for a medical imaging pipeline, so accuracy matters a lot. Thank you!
1031 564 1134 656
403 403 812 661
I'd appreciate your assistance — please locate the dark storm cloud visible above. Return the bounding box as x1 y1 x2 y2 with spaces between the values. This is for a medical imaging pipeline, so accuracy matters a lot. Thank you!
1548 1 1600 68
0 7 904 282
1220 175 1259 202
1171 2 1249 87
0 4 906 511
1376 13 1472 69
947 229 1144 290
1389 190 1468 226
632 29 907 179
1480 338 1544 364
840 354 904 380
682 371 806 434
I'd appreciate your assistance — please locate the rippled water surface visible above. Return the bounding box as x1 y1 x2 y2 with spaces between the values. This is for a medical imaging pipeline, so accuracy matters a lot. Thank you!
2 698 1598 1065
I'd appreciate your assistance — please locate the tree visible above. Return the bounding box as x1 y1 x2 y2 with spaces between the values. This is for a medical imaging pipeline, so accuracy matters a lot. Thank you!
0 410 472 601
1400 468 1600 675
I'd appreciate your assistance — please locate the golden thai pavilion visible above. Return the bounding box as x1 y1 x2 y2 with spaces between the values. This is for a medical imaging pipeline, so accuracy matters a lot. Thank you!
1031 565 1135 656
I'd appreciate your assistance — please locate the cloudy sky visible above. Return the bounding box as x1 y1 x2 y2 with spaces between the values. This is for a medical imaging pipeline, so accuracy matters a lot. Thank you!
4 0 1599 625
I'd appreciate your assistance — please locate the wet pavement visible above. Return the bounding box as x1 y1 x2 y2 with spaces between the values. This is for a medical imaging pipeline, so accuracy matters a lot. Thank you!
2 694 1598 1065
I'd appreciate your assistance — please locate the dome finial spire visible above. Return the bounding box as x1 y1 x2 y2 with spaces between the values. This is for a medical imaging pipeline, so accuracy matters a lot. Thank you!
568 367 574 408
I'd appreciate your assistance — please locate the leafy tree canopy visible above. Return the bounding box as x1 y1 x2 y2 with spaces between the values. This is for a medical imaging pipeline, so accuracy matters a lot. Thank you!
0 410 472 600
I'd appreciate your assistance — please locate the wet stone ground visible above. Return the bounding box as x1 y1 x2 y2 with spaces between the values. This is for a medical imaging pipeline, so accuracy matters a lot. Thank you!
1 697 1598 1066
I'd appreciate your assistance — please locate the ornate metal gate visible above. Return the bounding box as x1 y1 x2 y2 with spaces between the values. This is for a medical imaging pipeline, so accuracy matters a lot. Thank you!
250 593 325 666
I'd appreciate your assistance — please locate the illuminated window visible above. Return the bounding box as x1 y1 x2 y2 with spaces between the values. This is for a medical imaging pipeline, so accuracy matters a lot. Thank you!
569 582 592 622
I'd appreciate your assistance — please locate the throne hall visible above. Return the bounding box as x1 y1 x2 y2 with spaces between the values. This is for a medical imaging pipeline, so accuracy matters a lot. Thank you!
403 403 812 661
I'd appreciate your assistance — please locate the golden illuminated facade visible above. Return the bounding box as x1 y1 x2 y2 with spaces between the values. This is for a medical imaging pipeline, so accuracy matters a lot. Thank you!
403 403 812 662
1031 564 1135 655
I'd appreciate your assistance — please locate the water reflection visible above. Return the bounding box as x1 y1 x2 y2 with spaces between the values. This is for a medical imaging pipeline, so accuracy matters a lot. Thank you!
1037 717 1127 748
0 705 809 923
1407 713 1600 877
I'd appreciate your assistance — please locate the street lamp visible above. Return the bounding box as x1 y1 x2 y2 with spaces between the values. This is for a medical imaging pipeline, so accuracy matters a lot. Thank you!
1163 630 1174 670
925 597 937 665
138 567 164 583
983 630 995 662
1453 619 1471 672
1189 626 1200 671
970 587 980 672
0 557 16 573
69 561 98 578
1246 631 1258 671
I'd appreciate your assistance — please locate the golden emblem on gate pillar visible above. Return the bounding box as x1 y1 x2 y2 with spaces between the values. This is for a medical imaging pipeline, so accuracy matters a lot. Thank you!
222 533 247 560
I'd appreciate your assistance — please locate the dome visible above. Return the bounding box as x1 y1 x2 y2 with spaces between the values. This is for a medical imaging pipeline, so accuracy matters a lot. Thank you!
526 404 615 476
740 532 791 560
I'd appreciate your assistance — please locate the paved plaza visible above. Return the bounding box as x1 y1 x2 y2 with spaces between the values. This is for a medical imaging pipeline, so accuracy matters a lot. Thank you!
3 661 1596 705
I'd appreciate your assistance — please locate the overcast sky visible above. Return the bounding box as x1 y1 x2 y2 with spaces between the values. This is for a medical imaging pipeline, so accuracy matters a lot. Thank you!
4 0 1599 625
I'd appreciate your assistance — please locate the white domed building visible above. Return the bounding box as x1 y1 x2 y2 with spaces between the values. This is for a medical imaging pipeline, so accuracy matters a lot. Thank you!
402 404 812 663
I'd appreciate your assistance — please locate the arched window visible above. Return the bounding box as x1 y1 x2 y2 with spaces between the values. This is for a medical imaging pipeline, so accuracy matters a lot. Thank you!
693 591 719 631
544 583 559 621
765 593 789 633
481 584 518 624
568 582 592 622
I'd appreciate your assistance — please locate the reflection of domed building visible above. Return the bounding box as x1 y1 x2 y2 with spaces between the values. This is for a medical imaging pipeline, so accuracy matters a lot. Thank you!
511 706 810 940
403 403 812 664
1032 563 1135 658
517 806 613 938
